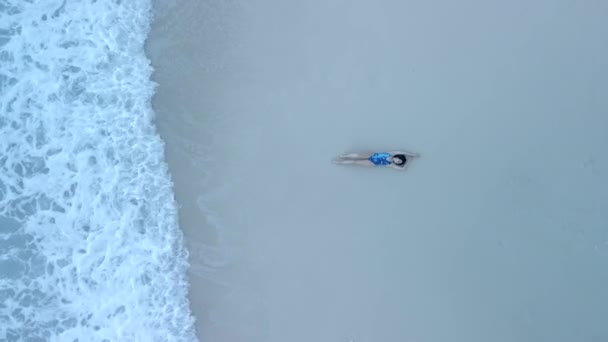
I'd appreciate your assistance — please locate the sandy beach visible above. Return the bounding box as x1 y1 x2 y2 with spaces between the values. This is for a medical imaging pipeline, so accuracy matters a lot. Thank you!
148 1 608 341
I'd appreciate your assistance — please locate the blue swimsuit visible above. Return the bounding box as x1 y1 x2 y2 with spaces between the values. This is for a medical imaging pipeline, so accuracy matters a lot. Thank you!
369 153 392 166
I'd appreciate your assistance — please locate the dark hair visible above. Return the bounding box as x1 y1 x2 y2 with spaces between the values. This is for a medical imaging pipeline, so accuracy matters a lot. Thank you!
392 154 407 166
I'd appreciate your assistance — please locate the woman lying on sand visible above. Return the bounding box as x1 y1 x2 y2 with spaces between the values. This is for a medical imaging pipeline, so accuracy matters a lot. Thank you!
333 151 420 170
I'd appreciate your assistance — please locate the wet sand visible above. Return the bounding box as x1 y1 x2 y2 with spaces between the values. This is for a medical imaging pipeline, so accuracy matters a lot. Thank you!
147 1 608 341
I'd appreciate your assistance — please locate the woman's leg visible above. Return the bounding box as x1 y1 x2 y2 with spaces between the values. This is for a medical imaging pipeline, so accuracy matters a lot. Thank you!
333 151 374 165
338 151 374 159
333 156 374 166
333 159 374 166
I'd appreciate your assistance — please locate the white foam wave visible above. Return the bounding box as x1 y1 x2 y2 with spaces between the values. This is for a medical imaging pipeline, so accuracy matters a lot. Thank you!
0 0 197 340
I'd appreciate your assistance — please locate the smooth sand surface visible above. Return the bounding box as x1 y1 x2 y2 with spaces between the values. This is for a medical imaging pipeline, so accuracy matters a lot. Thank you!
148 1 608 341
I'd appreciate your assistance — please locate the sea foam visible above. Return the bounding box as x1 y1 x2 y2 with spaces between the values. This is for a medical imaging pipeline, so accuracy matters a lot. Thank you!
0 0 196 340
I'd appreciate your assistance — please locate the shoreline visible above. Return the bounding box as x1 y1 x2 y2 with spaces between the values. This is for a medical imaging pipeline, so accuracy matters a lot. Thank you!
147 1 260 340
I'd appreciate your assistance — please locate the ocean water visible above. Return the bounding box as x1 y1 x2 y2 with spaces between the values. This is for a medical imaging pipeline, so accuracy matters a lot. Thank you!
0 1 196 341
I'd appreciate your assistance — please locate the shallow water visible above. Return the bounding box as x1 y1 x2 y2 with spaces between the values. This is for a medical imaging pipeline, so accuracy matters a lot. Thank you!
148 0 608 341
